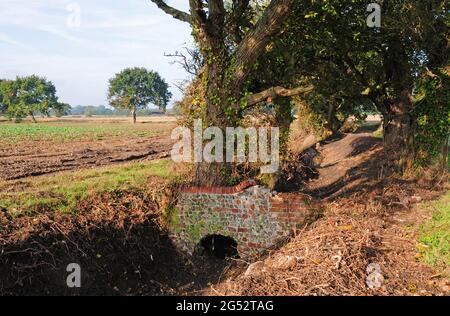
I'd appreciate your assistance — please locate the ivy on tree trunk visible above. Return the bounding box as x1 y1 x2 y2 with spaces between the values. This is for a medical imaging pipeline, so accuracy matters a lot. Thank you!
150 0 311 185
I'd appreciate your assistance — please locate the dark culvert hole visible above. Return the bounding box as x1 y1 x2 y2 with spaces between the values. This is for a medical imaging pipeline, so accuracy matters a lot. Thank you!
196 235 239 259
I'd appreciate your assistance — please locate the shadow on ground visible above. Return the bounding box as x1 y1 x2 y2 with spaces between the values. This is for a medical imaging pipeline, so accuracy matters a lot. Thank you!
304 132 390 199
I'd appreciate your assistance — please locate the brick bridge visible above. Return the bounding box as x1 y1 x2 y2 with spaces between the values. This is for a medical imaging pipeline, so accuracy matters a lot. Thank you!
170 181 319 258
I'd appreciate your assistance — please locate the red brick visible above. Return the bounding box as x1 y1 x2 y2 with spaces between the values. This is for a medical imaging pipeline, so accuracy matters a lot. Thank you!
270 206 286 212
271 201 288 208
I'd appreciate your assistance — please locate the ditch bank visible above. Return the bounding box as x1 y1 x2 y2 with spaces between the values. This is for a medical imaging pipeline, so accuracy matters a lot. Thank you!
0 184 225 296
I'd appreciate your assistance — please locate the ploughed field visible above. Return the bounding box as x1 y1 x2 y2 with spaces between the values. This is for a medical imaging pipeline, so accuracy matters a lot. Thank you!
0 117 176 180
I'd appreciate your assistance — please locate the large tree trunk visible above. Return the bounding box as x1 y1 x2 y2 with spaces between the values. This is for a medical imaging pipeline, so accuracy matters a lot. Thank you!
383 91 412 147
193 162 232 187
193 53 235 186
381 90 415 169
378 36 416 170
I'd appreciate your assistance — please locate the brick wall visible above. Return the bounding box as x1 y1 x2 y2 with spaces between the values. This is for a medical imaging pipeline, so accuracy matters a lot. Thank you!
171 181 319 258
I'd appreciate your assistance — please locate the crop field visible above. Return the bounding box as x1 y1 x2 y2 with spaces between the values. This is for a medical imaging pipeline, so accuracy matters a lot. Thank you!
0 117 177 180
0 117 176 144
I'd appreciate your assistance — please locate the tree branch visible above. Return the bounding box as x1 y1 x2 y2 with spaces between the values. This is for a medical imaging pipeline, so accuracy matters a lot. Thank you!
244 85 314 107
164 47 202 76
188 0 212 49
207 0 226 39
228 0 250 42
208 0 225 22
189 0 207 25
233 0 295 89
149 0 191 23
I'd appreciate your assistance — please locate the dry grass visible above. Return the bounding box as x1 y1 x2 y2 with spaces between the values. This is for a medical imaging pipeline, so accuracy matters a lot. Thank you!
212 190 449 296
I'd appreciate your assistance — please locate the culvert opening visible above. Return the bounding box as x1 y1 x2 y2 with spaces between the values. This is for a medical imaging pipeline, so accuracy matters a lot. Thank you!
196 235 239 259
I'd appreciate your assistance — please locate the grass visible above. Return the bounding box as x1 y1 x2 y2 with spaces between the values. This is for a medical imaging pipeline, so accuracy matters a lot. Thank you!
373 126 384 139
418 191 450 272
0 159 176 217
0 121 173 144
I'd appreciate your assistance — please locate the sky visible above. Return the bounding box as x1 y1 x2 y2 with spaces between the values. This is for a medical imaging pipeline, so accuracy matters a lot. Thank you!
0 0 193 107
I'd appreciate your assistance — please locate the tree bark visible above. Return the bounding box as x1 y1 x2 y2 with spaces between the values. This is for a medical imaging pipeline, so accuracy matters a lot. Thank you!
132 107 137 124
326 102 341 135
381 90 415 168
378 37 416 169
30 112 37 123
274 98 293 157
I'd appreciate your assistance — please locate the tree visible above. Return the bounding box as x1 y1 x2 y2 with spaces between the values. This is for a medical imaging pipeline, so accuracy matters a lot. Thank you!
53 102 71 117
107 67 172 123
152 0 448 180
0 79 5 115
267 0 448 169
84 105 96 118
0 75 59 122
149 0 314 185
0 80 19 120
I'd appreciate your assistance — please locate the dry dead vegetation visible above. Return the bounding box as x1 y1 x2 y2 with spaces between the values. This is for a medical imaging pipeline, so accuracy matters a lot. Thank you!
209 133 449 296
0 173 227 296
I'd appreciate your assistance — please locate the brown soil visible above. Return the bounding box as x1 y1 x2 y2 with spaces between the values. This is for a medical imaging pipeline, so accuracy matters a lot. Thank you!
0 136 174 180
304 131 382 198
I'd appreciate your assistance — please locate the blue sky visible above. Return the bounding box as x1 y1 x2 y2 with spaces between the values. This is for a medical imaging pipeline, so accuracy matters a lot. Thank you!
0 0 192 106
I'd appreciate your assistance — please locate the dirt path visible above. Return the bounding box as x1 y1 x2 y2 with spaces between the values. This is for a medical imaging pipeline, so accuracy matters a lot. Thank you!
0 136 173 180
305 132 382 199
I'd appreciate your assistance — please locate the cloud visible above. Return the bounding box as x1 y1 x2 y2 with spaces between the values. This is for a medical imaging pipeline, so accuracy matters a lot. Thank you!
37 25 85 43
0 0 193 106
0 32 25 47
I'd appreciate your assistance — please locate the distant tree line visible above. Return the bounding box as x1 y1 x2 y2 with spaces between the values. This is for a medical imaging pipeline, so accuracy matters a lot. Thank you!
70 105 168 117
